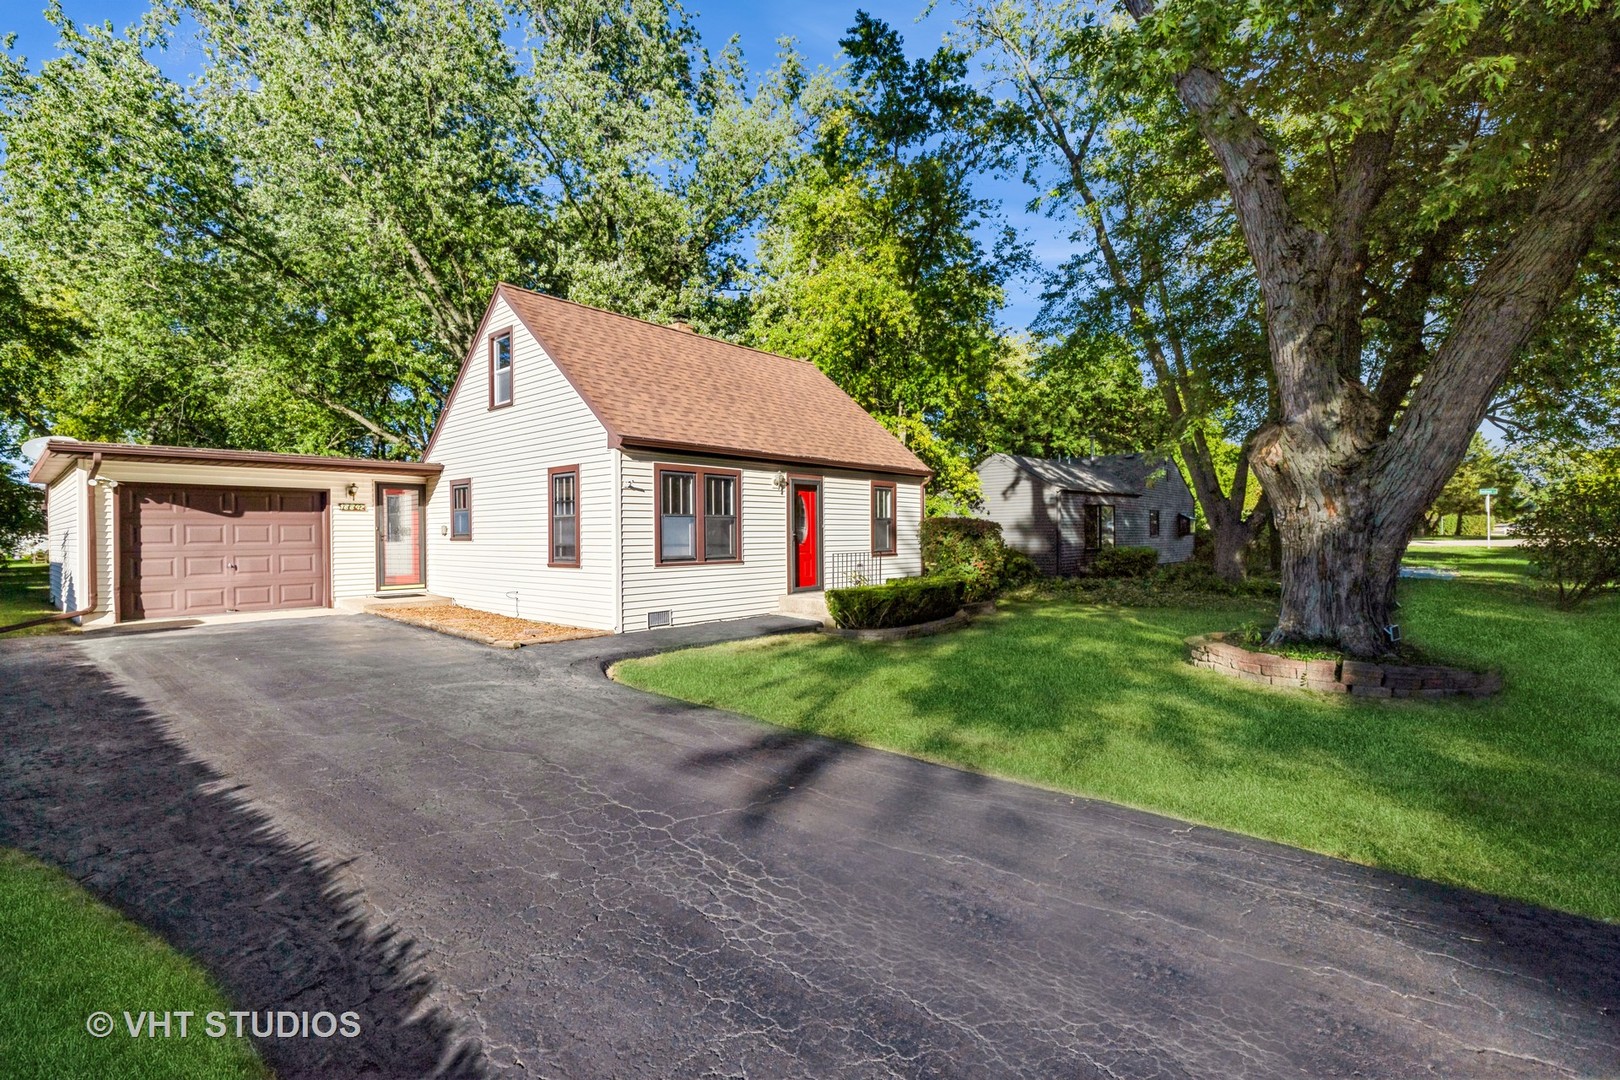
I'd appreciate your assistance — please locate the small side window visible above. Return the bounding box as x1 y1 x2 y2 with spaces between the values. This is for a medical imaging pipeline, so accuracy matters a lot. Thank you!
1148 509 1160 538
871 482 897 556
491 331 513 408
450 481 472 539
1176 512 1193 539
549 468 579 566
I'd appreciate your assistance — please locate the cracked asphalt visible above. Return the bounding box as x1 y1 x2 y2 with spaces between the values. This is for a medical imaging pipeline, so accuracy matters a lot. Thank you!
2 613 1618 1078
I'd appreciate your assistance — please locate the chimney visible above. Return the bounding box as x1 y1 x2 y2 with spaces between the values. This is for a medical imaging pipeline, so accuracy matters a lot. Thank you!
670 321 696 333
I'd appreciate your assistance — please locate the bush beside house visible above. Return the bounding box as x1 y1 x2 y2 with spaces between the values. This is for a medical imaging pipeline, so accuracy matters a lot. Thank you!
1088 546 1158 578
825 576 968 630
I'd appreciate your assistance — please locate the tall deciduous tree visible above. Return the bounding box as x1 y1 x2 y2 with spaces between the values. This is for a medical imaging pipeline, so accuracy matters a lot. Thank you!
1099 0 1620 655
963 0 1274 581
748 14 1014 503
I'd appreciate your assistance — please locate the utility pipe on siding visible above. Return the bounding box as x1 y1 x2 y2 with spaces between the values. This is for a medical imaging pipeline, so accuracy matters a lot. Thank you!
0 454 99 635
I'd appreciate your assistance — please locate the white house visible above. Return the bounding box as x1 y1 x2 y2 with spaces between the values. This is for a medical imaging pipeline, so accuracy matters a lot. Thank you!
31 284 929 632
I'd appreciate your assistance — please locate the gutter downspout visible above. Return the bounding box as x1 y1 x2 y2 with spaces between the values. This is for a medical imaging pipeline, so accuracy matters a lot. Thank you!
0 453 99 635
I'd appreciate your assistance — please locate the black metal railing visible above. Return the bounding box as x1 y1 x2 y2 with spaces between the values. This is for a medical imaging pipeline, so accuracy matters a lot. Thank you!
827 551 886 590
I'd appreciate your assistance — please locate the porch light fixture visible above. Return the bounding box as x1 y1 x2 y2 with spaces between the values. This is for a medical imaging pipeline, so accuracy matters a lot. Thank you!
773 471 788 491
346 482 358 499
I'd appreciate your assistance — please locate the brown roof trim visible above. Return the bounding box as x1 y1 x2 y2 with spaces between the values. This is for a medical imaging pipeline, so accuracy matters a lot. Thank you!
28 440 441 487
615 436 932 480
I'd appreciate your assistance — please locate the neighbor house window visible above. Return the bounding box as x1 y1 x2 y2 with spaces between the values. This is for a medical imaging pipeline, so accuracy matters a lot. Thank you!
657 466 742 564
1085 503 1115 550
1176 512 1193 538
549 467 578 566
490 330 513 408
450 480 472 540
871 482 897 555
1148 509 1160 538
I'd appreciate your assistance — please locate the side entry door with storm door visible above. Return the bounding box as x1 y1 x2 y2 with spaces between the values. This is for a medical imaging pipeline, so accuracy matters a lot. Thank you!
376 484 426 590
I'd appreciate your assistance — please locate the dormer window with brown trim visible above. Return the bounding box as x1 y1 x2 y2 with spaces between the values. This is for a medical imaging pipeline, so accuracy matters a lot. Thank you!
490 331 513 408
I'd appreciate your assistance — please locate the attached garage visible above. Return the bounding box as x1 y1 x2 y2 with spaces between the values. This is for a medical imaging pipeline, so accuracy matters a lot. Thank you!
118 485 329 619
31 441 441 627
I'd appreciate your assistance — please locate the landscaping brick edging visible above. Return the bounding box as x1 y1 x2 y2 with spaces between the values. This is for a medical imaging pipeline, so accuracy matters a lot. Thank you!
1186 633 1502 699
824 609 972 642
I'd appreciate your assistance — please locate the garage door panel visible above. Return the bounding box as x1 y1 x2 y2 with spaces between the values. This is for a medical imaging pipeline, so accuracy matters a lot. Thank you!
121 485 327 620
183 523 227 545
183 556 228 577
277 582 318 604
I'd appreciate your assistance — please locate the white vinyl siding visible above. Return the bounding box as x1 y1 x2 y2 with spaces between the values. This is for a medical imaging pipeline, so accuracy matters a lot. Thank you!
425 293 616 630
46 466 83 613
619 448 923 631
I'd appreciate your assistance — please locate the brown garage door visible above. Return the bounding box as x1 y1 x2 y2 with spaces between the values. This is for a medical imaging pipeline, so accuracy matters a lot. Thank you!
118 485 328 620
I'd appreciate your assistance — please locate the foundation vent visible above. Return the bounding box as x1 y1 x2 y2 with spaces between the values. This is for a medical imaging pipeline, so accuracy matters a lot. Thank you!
647 609 673 630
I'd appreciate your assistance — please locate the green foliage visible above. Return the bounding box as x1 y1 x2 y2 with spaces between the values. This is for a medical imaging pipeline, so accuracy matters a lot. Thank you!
921 516 1000 570
0 476 44 560
747 14 1012 499
1518 466 1620 608
881 416 981 509
1424 434 1523 532
1008 562 1279 608
1087 545 1159 579
0 0 800 453
825 575 967 630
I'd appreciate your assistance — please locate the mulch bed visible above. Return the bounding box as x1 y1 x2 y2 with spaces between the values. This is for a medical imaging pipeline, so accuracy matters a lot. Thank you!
371 603 608 649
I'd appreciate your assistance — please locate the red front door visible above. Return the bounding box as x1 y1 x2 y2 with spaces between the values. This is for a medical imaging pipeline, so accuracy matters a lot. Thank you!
793 483 819 589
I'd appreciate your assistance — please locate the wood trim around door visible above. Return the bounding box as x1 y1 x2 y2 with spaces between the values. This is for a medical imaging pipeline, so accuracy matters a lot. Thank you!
374 482 427 590
785 474 823 593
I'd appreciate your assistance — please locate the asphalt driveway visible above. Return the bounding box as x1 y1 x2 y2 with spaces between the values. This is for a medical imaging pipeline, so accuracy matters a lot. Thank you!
2 614 1617 1078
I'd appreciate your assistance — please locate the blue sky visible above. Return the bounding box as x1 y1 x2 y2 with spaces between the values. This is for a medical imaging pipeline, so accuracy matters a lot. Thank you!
5 0 1060 330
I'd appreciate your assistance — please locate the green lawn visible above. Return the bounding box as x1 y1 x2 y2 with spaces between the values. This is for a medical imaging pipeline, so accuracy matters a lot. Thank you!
616 547 1620 921
0 849 268 1079
1 559 69 636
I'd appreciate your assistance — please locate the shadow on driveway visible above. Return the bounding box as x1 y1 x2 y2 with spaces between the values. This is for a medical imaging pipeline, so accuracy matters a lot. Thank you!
0 640 485 1079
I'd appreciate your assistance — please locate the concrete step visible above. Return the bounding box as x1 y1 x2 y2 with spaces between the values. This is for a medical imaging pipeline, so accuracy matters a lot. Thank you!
777 591 831 625
338 592 454 613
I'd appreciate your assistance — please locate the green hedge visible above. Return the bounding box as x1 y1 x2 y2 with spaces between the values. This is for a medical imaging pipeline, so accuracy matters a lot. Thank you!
1088 545 1159 578
825 576 968 630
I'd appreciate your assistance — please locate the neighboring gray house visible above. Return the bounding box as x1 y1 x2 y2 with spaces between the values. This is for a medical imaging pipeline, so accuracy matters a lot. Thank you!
977 453 1196 575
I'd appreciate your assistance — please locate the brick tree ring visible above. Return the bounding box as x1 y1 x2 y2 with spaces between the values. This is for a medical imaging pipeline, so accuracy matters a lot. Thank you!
1185 633 1503 699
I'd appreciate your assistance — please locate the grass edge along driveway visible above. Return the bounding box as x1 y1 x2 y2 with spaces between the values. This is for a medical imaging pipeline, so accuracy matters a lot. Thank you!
0 848 268 1080
616 547 1620 923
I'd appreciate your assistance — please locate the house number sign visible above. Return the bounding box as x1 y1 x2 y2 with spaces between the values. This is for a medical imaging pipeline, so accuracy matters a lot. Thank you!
338 502 369 512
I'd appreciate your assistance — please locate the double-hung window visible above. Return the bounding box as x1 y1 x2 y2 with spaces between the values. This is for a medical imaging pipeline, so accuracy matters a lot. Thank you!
1148 509 1161 538
871 482 897 556
450 480 472 540
657 466 740 564
1084 503 1115 550
490 331 513 408
549 467 578 566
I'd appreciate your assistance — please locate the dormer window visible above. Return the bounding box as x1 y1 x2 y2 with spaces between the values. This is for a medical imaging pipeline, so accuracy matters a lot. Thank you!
490 331 513 408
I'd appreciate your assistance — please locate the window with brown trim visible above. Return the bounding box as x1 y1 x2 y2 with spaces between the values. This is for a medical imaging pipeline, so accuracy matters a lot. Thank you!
549 467 578 566
450 480 472 540
490 331 513 408
656 465 742 565
871 481 897 555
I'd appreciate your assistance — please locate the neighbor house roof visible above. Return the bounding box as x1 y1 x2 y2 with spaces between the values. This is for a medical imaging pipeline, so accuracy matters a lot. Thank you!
27 439 443 487
428 284 931 478
982 452 1166 496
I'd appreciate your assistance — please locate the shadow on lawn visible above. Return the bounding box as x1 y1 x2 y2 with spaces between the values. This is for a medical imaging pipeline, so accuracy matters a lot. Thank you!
0 638 486 1080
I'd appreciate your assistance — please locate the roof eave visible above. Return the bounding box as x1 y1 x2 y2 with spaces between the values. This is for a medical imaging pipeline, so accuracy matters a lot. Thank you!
615 435 932 479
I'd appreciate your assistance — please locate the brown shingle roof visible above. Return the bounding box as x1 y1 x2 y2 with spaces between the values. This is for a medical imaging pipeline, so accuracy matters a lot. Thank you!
488 284 930 477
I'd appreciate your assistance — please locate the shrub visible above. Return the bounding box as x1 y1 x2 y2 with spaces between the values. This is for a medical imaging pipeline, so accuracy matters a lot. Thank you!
826 576 968 630
1088 545 1159 578
1517 471 1620 608
922 515 1017 597
999 548 1040 588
